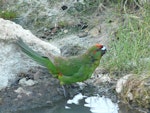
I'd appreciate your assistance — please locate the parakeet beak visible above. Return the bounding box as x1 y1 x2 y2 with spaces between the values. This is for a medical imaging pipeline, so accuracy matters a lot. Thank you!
101 46 107 56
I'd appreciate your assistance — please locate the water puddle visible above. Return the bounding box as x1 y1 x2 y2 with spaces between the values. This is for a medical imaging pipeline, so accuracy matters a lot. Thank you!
65 93 118 113
15 93 142 113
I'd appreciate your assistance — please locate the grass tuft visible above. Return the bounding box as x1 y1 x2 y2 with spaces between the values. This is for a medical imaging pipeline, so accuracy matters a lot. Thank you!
101 2 150 75
0 10 17 20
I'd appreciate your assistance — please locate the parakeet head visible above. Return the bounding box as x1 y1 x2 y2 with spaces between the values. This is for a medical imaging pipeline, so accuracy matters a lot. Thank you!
95 44 107 56
87 44 106 56
87 44 106 61
85 44 106 63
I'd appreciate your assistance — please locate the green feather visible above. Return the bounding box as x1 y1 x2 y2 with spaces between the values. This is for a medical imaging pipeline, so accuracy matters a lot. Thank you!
16 38 58 75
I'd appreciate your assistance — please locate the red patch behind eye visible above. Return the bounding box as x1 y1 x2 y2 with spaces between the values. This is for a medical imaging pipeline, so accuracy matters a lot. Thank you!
95 44 103 48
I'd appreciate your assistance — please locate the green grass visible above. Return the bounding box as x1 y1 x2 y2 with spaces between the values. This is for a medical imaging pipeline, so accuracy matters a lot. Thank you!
101 3 150 75
0 10 17 20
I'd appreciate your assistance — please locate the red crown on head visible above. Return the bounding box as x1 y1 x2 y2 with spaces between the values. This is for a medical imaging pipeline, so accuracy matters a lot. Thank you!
95 44 103 48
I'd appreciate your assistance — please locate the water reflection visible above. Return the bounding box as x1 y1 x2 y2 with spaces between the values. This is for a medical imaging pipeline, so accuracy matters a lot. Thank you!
65 93 118 113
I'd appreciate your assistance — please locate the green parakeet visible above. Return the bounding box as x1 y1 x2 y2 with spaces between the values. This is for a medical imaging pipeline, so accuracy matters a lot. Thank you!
17 39 106 85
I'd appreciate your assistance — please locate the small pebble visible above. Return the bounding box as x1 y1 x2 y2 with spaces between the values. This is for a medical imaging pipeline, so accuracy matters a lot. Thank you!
64 29 68 33
19 78 37 86
78 32 88 38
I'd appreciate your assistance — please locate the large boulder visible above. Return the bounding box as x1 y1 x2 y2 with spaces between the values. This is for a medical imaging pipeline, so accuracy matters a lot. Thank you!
0 18 60 90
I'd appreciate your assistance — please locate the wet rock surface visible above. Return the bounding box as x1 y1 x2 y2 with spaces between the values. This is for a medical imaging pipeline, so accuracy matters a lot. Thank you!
0 67 64 113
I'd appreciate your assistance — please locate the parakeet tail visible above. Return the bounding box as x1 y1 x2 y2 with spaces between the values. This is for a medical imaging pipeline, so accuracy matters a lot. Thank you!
16 38 56 71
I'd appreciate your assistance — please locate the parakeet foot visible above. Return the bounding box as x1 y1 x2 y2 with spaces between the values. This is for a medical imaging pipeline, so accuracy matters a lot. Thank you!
62 85 67 98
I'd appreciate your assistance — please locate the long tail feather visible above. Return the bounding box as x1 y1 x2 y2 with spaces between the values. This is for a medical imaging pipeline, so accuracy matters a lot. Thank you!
16 38 57 73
